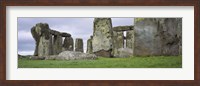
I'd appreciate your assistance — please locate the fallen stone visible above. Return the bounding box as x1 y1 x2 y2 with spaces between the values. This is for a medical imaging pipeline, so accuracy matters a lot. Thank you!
55 51 97 60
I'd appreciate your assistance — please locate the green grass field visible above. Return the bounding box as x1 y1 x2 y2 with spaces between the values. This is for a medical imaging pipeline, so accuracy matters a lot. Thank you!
18 56 182 68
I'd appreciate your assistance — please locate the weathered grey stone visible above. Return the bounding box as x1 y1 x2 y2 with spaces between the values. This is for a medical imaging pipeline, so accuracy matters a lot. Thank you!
31 26 39 56
63 37 74 51
61 32 71 37
33 23 52 56
112 31 124 57
113 48 133 57
134 18 182 56
157 18 182 56
50 30 60 36
49 51 97 60
112 26 134 32
52 35 63 55
92 18 113 57
126 30 134 55
134 18 162 56
86 36 93 54
75 38 83 52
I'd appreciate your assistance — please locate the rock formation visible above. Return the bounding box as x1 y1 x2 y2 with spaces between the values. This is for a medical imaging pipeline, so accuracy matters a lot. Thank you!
92 18 113 57
52 34 63 55
126 30 134 54
111 26 134 57
158 18 182 55
134 18 182 56
31 23 53 57
45 51 97 60
31 23 72 57
86 36 93 54
75 38 83 52
31 17 182 60
63 37 74 51
112 31 124 57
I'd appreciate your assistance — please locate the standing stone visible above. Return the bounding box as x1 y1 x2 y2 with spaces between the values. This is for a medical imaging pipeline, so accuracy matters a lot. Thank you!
31 26 39 56
112 31 124 57
158 18 182 56
31 23 52 56
86 36 93 54
92 18 113 57
134 18 182 56
75 38 83 52
134 18 162 56
63 37 74 51
53 34 63 55
126 29 134 55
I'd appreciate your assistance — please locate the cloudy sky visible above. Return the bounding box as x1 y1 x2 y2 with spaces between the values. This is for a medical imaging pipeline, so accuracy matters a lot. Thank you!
18 18 133 55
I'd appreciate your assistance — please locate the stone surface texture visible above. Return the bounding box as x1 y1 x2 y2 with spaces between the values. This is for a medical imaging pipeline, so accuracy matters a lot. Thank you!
63 37 74 51
112 31 124 57
56 51 97 60
92 18 113 57
75 38 84 52
86 36 93 54
134 18 182 56
52 34 63 55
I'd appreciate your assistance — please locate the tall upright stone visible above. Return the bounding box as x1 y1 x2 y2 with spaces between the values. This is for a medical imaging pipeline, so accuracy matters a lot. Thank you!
52 34 63 55
134 18 182 56
31 23 52 56
31 26 39 56
126 29 134 54
112 31 124 57
63 37 74 51
92 18 113 57
75 38 83 52
86 36 93 54
157 18 182 56
134 18 162 56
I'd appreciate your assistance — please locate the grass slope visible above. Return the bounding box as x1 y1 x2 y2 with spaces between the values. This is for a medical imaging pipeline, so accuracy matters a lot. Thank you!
18 56 182 68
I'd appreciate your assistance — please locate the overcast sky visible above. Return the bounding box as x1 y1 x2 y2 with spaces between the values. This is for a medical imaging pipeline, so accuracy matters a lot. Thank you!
18 18 133 55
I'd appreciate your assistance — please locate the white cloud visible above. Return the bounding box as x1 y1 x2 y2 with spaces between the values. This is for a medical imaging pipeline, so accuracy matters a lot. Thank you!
18 51 34 55
18 30 33 41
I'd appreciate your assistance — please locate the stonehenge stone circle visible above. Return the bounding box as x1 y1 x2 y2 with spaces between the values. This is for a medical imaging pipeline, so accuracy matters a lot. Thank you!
92 18 113 57
30 18 182 60
63 37 74 51
31 23 72 57
75 38 84 52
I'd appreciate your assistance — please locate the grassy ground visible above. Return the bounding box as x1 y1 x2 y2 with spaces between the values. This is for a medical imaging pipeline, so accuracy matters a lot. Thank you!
18 56 182 68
